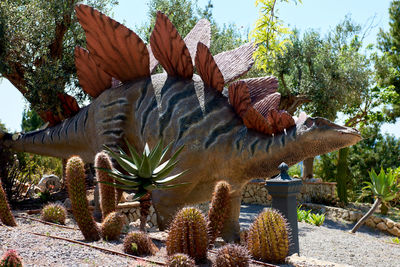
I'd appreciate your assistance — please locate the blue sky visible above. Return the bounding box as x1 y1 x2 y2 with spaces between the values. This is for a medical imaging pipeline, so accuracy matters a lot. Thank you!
1 0 399 136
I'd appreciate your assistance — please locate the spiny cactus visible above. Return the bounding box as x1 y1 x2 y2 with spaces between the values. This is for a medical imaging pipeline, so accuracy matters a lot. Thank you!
40 203 67 225
123 231 158 256
247 208 290 263
166 207 208 261
0 179 16 227
66 156 100 241
213 244 250 267
94 151 115 219
207 181 231 246
101 211 124 241
0 249 22 267
167 253 195 267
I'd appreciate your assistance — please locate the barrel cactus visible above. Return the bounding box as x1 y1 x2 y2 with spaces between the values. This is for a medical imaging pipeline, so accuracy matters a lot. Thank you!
94 151 115 219
101 211 124 241
247 208 290 263
166 207 208 261
167 253 195 267
0 180 16 227
123 231 158 256
0 249 22 267
214 244 250 267
40 203 67 225
207 181 231 246
66 156 100 241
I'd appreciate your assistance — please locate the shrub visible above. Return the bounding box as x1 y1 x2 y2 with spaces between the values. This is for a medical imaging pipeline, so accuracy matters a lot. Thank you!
40 203 67 224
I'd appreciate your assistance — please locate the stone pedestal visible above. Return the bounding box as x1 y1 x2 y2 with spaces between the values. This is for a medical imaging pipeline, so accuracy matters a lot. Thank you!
265 163 302 255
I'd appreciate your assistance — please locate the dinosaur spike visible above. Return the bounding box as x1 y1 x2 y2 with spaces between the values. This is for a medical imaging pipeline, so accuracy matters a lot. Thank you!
243 107 274 134
253 92 281 118
148 44 159 73
195 42 224 92
228 81 251 117
150 12 193 79
75 4 150 83
267 109 295 133
74 46 112 98
57 93 80 118
242 76 278 103
214 42 255 83
184 19 211 64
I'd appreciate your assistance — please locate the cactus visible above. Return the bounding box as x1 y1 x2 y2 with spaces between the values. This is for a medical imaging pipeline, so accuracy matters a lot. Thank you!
123 231 158 256
207 181 231 246
66 156 100 241
0 249 22 267
101 211 124 241
247 208 290 263
166 207 208 262
40 203 67 225
167 253 195 267
214 244 250 267
0 179 16 227
94 151 115 219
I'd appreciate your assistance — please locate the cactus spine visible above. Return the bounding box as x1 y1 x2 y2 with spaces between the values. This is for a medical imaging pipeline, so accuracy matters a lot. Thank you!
0 179 16 227
0 250 22 267
207 181 231 246
247 208 290 263
167 253 195 267
123 231 158 256
66 156 100 241
214 244 250 267
94 151 115 219
101 211 124 240
166 207 208 261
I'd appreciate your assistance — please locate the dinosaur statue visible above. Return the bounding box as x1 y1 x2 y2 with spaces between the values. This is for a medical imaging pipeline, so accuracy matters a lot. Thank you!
0 4 361 241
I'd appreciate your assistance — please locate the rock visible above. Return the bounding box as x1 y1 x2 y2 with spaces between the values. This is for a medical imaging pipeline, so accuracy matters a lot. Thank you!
373 216 382 224
387 226 400 237
38 174 61 192
376 222 388 231
349 211 358 221
365 219 376 228
386 219 395 228
63 198 72 209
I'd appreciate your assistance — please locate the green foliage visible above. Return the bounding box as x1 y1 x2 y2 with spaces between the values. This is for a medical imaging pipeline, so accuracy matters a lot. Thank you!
336 148 350 203
214 244 250 267
207 180 231 246
167 253 195 267
123 231 158 256
391 237 400 244
297 205 311 222
66 156 100 241
0 179 17 227
297 206 325 226
362 168 400 203
40 203 67 225
247 208 289 263
288 164 301 178
21 108 44 132
100 211 124 241
0 250 22 267
95 151 115 219
166 207 208 261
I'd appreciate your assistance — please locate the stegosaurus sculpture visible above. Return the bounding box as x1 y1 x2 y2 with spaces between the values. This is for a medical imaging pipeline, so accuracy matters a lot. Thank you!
0 4 361 241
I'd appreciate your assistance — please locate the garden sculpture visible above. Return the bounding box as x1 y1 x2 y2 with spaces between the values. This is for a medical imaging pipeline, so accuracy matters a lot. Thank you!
0 4 362 241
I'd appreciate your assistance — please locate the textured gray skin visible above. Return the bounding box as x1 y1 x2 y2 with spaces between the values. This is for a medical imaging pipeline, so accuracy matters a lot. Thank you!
0 73 361 241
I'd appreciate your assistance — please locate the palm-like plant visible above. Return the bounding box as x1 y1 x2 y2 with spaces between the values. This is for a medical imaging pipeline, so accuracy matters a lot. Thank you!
99 139 186 231
351 168 400 233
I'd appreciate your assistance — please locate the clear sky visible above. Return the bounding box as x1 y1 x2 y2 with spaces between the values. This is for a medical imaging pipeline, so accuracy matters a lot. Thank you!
0 0 398 136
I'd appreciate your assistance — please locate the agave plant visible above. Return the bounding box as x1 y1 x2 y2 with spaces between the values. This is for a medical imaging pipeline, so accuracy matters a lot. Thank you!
99 139 186 231
351 168 400 233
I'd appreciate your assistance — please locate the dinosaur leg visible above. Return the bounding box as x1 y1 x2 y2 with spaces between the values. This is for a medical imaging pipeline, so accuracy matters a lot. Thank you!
220 191 242 242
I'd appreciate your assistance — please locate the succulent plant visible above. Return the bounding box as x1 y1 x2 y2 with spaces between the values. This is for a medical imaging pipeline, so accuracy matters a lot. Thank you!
40 203 67 225
95 151 116 219
123 231 158 256
167 253 195 267
247 208 290 263
0 249 22 267
213 244 250 267
207 181 231 246
0 180 16 227
66 156 100 241
166 207 208 262
101 211 124 241
100 139 186 231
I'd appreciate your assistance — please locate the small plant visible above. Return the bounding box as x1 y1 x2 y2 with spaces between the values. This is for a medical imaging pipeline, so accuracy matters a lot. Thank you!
40 203 67 224
166 207 208 262
0 249 22 267
66 156 100 241
306 213 325 226
391 237 400 245
296 205 310 222
214 244 250 267
247 208 290 263
101 211 124 241
0 179 17 227
123 231 158 256
95 151 115 219
167 253 195 267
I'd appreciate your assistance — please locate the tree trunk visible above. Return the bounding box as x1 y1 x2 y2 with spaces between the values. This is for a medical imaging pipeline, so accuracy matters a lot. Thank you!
336 147 349 204
350 198 381 233
302 157 314 179
139 192 151 232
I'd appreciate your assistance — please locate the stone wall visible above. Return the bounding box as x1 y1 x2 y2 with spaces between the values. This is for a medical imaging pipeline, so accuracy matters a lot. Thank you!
116 202 157 228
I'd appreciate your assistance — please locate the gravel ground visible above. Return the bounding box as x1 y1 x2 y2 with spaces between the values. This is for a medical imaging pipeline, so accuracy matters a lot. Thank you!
240 204 400 267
